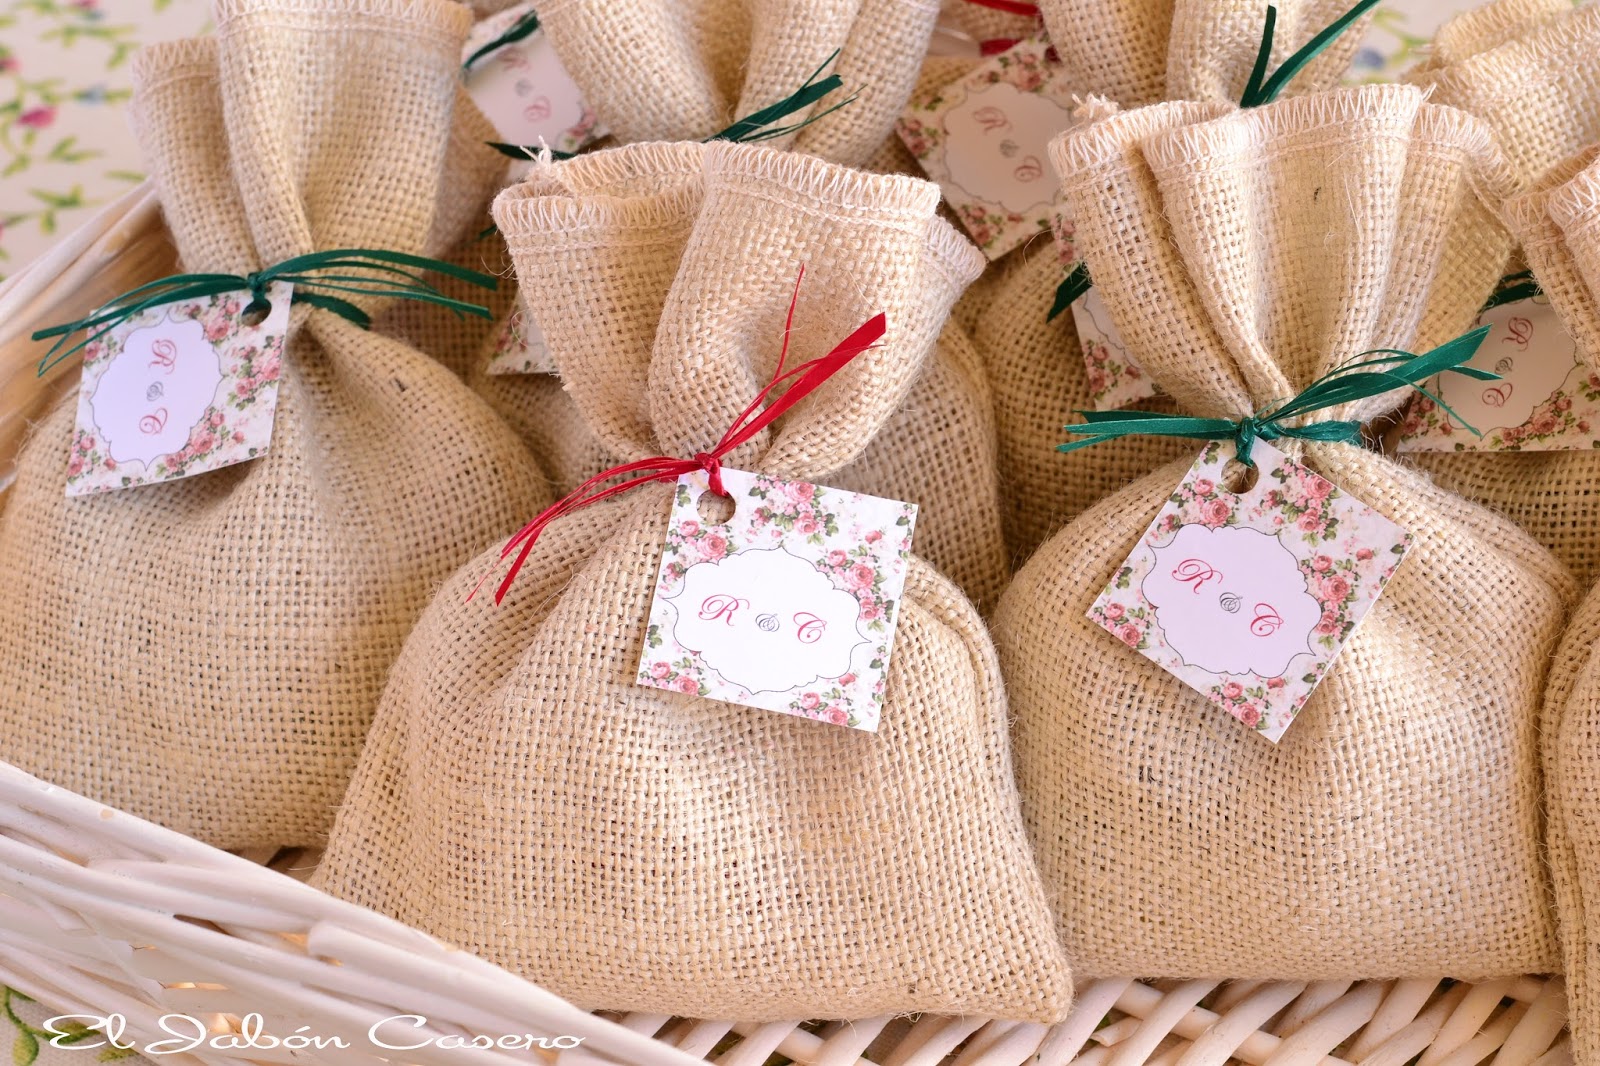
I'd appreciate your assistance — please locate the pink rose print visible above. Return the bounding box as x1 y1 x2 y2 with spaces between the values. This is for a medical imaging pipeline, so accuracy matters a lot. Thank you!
1193 478 1215 496
650 661 672 680
680 520 700 536
1267 676 1286 690
1200 498 1231 527
1104 602 1126 620
1312 555 1332 572
1307 477 1333 500
838 673 857 686
1321 575 1351 603
825 707 847 726
847 563 876 590
795 515 820 535
675 675 700 695
1119 623 1141 647
1239 705 1262 728
827 550 849 566
1355 548 1374 561
1297 512 1323 533
788 482 816 502
800 692 822 711
864 530 882 543
1222 681 1244 700
703 534 728 559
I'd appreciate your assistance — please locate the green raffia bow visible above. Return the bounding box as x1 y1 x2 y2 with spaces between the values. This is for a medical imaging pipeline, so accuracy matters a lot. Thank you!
487 48 858 163
1482 269 1543 312
463 8 540 71
1058 326 1496 467
1046 0 1380 321
32 249 497 376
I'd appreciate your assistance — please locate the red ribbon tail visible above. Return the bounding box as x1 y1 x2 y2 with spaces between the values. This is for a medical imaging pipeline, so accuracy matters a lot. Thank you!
963 0 1040 16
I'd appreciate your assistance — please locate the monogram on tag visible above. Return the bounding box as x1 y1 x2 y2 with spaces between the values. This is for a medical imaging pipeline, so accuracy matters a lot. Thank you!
1397 295 1600 452
637 468 917 731
464 24 598 157
896 36 1072 260
484 293 555 376
1090 440 1411 741
67 283 290 496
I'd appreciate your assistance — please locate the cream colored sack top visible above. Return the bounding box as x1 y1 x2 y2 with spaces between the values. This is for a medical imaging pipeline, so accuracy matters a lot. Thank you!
0 0 550 851
535 0 940 166
993 84 1574 980
314 141 1072 1022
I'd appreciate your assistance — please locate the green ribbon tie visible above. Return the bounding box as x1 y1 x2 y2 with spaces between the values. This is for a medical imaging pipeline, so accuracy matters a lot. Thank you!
1481 269 1543 311
32 248 498 376
1058 326 1497 466
1047 0 1380 321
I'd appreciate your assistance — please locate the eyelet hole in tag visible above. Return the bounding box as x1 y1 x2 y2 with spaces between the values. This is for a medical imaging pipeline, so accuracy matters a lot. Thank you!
696 490 737 526
638 467 918 731
1221 457 1260 495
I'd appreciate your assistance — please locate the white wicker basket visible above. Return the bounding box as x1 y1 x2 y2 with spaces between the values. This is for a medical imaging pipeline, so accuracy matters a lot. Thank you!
0 186 1576 1066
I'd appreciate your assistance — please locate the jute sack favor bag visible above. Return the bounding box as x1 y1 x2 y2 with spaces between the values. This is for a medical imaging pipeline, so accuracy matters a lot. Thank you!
993 84 1576 979
975 0 1370 565
1517 152 1600 1065
1399 3 1600 583
314 140 1073 1021
535 0 939 168
457 140 1013 611
0 0 551 850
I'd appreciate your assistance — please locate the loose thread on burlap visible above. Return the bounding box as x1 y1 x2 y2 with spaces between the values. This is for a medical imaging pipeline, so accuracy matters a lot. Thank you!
1058 326 1495 466
1482 269 1543 311
462 7 540 71
1045 0 1379 321
474 266 888 605
487 49 859 164
32 249 498 375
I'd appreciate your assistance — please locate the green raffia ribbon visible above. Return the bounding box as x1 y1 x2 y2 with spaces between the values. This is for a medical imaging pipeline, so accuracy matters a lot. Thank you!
1046 0 1380 321
1058 326 1496 467
486 48 857 163
463 8 540 71
1481 269 1542 311
32 249 497 376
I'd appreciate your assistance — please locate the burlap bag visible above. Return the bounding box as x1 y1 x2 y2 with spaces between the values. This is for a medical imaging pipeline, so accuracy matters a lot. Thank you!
0 0 550 850
972 1 1371 565
1399 3 1600 583
445 140 1011 611
993 84 1576 979
536 0 940 168
314 140 1072 1021
1517 151 1600 1063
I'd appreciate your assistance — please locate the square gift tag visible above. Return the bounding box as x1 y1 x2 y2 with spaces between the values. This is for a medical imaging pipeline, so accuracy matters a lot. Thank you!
897 36 1073 260
464 23 599 155
1090 439 1411 742
67 283 290 496
1397 294 1600 452
637 468 917 732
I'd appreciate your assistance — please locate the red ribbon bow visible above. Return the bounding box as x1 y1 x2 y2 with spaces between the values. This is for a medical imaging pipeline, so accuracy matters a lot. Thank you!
961 0 1050 57
481 268 888 605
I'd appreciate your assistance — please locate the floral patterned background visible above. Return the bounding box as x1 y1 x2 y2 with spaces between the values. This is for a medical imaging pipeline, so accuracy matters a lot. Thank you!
0 0 208 281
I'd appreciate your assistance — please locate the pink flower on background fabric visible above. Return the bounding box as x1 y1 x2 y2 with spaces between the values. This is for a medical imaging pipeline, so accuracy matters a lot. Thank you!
649 661 671 680
826 549 849 567
787 481 816 502
1239 705 1262 728
1193 478 1215 496
860 601 882 622
1312 555 1333 572
1316 613 1340 636
1306 477 1334 500
800 692 821 710
1222 681 1244 700
864 530 882 543
1297 511 1323 533
795 515 820 535
1104 602 1126 620
1118 623 1141 647
1321 575 1351 604
675 675 699 695
702 534 728 559
838 673 857 686
1200 498 1231 527
846 563 875 590
18 105 56 129
679 520 700 536
1267 676 1286 689
825 707 847 726
1355 547 1374 561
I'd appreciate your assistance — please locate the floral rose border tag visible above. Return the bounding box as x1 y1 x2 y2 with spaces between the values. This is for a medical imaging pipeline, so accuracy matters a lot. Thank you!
636 467 917 732
1089 440 1411 742
896 36 1073 260
1397 295 1600 453
484 292 556 376
67 282 289 496
464 17 600 162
